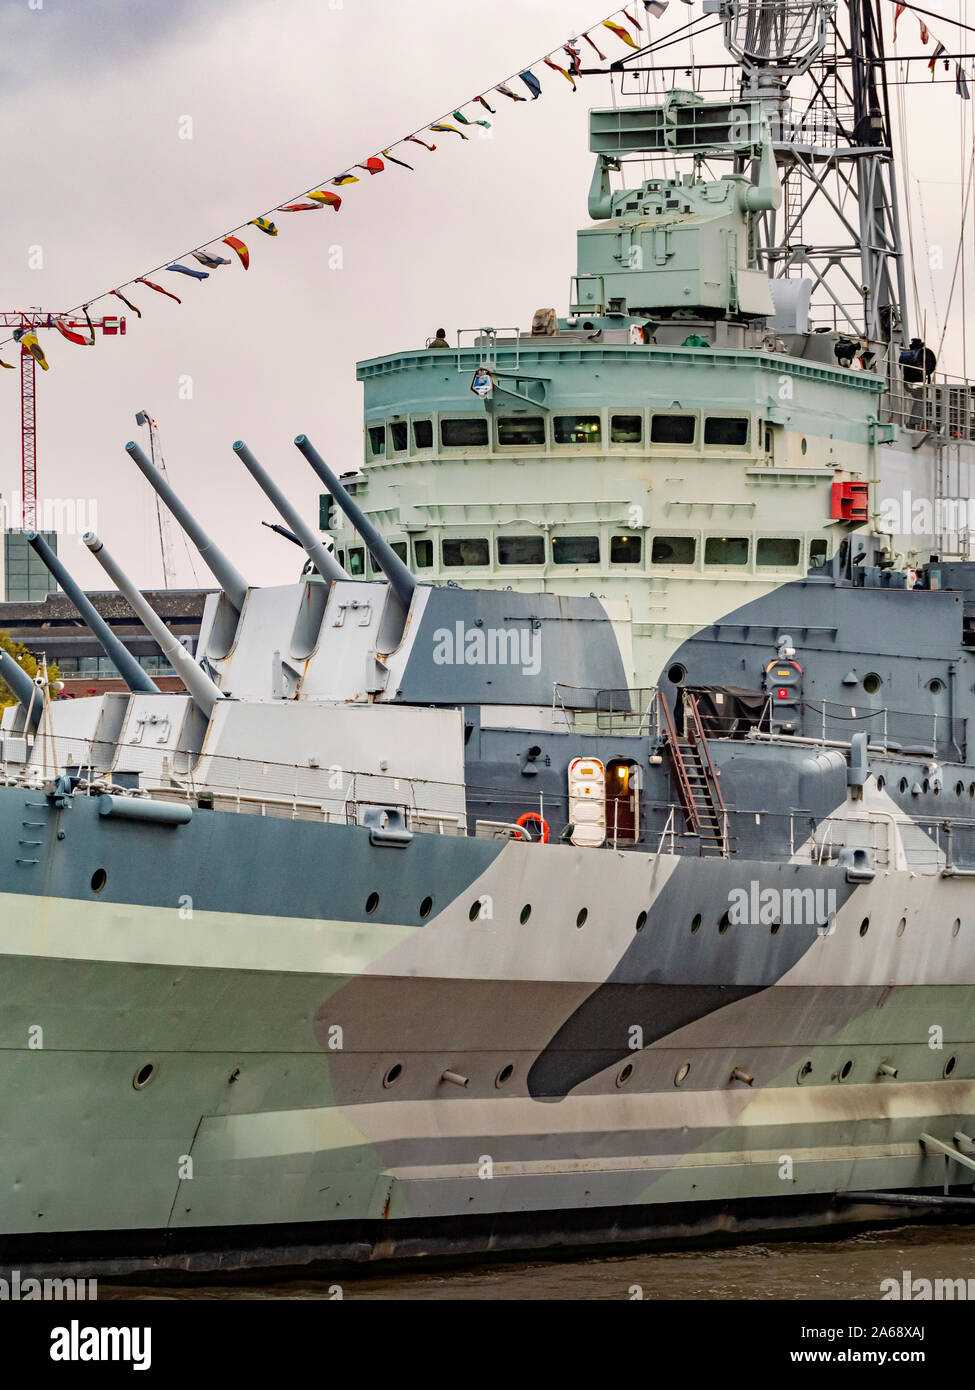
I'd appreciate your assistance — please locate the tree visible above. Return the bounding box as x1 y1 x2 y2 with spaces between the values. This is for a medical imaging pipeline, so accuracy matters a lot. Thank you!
0 629 59 707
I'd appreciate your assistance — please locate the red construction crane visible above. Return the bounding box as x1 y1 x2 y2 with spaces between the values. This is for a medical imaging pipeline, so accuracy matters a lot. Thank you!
0 310 125 529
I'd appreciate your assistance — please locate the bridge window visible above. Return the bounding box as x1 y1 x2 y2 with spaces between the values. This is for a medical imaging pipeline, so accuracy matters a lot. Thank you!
552 535 599 564
610 535 642 564
441 418 489 447
705 536 749 565
650 414 696 445
498 535 545 565
367 425 386 458
497 416 546 447
442 538 489 567
809 538 829 566
756 537 800 566
369 542 408 575
705 416 749 446
611 414 643 443
347 546 366 576
651 536 696 564
388 421 408 453
412 419 433 450
554 415 601 445
413 539 433 568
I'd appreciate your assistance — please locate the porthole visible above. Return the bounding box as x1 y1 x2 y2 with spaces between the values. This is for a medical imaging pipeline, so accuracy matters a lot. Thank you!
576 907 588 929
495 1064 514 1088
667 664 686 685
616 1063 634 1087
690 913 702 934
859 916 870 937
944 1055 958 1077
90 868 107 893
957 781 966 797
970 783 975 798
383 1063 403 1088
876 776 885 791
365 891 380 915
519 903 532 925
419 895 434 920
953 917 961 938
635 910 648 932
133 1063 155 1090
897 916 907 937
800 437 808 455
922 779 929 794
899 778 908 794
770 920 781 936
674 1062 691 1086
839 1059 854 1081
797 1061 813 1083
718 910 731 934
862 673 882 695
928 678 945 695
469 898 483 922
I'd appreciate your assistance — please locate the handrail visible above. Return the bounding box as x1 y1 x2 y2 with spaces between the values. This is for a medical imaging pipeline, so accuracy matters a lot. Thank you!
685 690 728 819
657 691 697 831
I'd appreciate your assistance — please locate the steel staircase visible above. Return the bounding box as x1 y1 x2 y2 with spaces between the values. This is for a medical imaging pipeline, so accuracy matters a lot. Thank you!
658 690 729 856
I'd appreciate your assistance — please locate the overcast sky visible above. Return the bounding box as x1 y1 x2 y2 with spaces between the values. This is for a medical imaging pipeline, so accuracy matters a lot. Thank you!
0 0 971 590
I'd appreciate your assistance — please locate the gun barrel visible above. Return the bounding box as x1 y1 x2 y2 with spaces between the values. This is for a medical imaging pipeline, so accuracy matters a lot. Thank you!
294 434 415 608
83 534 224 718
26 532 159 694
232 440 349 585
261 520 304 548
125 441 249 613
0 649 42 729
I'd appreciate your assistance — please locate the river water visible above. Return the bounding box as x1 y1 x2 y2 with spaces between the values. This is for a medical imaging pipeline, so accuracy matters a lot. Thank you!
98 1222 975 1300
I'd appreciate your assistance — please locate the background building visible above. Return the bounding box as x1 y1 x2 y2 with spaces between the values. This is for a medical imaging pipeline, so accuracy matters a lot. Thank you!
2 528 59 602
0 587 210 695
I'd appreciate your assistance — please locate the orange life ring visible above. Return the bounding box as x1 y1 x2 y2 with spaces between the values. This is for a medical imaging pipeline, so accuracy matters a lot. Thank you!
515 812 550 843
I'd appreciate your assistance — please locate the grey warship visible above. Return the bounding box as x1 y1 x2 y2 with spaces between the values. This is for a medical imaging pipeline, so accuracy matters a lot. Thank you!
3 0 975 1275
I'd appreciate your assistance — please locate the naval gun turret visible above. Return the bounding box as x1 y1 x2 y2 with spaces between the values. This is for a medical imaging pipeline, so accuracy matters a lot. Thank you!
26 531 160 694
83 533 225 718
233 440 349 587
0 649 42 731
575 92 781 321
295 434 415 609
125 440 250 615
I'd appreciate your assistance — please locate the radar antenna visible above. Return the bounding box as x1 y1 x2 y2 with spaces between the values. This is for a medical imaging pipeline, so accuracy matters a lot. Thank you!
615 1 909 345
715 0 908 345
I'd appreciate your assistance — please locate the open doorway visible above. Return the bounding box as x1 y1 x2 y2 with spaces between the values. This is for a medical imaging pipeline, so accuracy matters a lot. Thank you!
606 758 640 844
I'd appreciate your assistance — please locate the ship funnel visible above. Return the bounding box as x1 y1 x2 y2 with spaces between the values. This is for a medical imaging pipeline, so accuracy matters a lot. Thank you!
26 532 159 694
294 434 416 608
232 440 349 586
125 441 249 613
83 534 225 718
0 649 42 730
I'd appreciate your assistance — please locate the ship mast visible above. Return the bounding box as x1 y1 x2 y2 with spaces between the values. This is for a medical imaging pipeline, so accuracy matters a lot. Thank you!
723 0 908 345
613 1 910 346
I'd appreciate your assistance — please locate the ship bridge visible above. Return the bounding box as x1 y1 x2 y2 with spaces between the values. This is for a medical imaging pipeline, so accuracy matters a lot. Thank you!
331 89 975 689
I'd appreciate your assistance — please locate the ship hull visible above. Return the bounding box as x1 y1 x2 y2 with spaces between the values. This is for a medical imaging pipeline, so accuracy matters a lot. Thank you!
2 786 974 1275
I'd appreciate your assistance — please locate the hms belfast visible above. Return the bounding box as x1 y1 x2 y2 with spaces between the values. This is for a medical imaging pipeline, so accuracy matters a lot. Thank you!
4 0 975 1276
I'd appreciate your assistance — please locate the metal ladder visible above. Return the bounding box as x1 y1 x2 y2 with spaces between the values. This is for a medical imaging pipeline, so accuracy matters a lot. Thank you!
658 690 729 856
